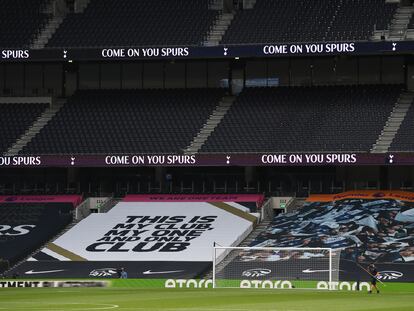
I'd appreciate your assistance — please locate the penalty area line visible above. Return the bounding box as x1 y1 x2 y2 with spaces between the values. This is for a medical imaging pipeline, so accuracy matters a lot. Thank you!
115 307 302 311
0 303 119 311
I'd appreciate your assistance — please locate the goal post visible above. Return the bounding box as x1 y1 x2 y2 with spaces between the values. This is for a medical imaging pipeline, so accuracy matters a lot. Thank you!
212 246 341 290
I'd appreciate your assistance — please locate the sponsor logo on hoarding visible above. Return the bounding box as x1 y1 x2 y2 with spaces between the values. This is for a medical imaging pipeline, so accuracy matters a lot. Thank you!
56 281 107 288
164 279 213 288
89 268 118 277
0 281 46 288
377 271 403 280
143 270 184 275
242 268 272 277
317 281 370 291
240 280 292 289
302 268 343 273
0 281 107 288
25 269 66 275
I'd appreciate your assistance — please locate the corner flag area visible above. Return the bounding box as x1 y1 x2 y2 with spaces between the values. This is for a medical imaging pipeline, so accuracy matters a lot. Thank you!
0 286 413 311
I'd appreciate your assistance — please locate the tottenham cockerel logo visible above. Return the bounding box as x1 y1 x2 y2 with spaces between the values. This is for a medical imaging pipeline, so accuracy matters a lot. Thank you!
242 268 272 277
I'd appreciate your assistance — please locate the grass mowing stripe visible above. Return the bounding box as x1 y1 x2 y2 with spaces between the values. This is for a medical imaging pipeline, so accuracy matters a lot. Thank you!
0 288 413 311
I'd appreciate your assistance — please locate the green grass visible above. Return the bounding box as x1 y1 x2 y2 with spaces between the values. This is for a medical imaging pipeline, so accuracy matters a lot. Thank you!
0 287 413 311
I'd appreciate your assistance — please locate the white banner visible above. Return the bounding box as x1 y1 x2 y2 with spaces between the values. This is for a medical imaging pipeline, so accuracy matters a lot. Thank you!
39 202 255 262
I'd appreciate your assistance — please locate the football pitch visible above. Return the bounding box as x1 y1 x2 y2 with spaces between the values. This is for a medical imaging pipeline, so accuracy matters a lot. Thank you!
0 288 413 311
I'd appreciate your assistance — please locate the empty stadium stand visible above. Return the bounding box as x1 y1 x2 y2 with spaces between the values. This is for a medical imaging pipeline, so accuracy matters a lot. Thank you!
201 85 402 153
0 0 403 49
46 0 218 47
390 103 414 151
0 103 48 154
221 0 397 44
22 89 225 154
0 0 50 48
0 195 81 269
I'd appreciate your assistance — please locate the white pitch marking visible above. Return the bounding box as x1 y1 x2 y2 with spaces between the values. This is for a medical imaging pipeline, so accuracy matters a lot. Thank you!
0 303 119 311
119 308 302 311
70 303 119 310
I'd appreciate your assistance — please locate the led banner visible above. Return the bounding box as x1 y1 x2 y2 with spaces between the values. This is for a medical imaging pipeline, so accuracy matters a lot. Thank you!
123 194 264 212
0 40 409 62
0 195 83 206
340 260 414 283
0 280 108 288
7 261 211 279
213 260 414 284
123 194 264 204
307 190 414 202
0 153 412 167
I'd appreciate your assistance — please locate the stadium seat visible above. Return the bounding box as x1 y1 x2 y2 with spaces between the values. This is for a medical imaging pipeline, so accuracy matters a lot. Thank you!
0 103 48 154
201 85 402 153
47 0 218 47
0 0 50 48
221 0 397 44
390 104 414 151
22 89 225 154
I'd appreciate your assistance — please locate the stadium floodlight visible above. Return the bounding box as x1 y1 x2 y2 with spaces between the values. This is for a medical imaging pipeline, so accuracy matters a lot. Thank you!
213 246 340 290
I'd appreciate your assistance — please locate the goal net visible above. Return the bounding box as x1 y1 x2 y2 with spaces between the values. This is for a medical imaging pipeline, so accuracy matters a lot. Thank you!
213 247 341 290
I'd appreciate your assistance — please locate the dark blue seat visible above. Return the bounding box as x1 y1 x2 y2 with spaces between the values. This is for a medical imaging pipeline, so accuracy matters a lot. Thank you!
47 0 218 48
0 0 50 48
0 103 47 154
201 85 402 153
390 104 414 151
22 89 225 154
222 0 397 44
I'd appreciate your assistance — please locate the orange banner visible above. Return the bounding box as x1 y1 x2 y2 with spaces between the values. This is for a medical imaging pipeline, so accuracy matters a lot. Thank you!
307 190 414 203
